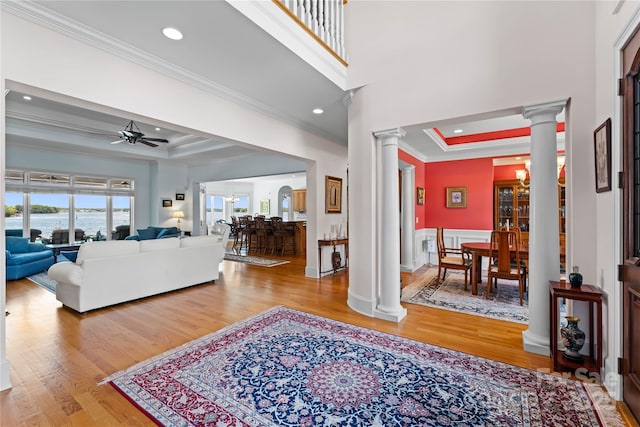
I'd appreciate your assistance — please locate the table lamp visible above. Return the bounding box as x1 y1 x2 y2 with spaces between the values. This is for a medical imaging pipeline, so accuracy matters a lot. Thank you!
172 211 185 230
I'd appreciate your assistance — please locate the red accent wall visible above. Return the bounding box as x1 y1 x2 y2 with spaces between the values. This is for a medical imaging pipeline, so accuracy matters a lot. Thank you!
399 150 426 229
494 164 524 181
425 158 494 230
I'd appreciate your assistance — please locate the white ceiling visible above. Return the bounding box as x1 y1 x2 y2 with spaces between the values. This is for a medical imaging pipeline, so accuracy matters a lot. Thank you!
4 1 564 172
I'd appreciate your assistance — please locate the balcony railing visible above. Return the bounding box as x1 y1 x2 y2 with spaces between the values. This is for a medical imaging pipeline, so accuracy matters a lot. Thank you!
274 0 347 65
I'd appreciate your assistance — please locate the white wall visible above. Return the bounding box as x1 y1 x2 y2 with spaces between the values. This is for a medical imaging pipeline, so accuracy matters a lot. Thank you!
593 0 640 399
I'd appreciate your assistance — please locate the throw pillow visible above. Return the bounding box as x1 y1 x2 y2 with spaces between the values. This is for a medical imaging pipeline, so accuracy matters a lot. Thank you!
156 228 171 239
28 242 47 252
60 250 78 263
5 236 29 253
137 228 156 240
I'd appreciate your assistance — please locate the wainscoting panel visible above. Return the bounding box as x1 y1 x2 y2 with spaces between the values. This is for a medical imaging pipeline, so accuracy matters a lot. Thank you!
415 228 492 270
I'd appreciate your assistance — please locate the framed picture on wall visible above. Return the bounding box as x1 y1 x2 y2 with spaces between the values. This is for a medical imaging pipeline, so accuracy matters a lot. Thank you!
175 193 185 201
325 176 342 213
260 199 270 214
162 199 172 208
446 187 467 208
416 187 425 205
594 118 611 193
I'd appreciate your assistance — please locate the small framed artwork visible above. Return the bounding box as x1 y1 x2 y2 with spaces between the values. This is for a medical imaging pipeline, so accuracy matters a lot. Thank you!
162 199 172 208
260 199 270 214
416 187 425 205
594 118 612 193
175 193 185 201
325 175 343 213
446 187 467 208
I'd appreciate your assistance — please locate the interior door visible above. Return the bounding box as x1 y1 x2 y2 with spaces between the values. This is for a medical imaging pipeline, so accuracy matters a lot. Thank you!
621 26 640 423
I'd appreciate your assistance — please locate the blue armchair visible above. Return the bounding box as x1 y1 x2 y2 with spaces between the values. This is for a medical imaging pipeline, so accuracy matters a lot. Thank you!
5 236 54 280
124 226 180 241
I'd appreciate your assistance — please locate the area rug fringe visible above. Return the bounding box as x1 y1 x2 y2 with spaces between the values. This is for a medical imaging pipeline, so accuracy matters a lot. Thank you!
584 383 626 427
223 253 290 267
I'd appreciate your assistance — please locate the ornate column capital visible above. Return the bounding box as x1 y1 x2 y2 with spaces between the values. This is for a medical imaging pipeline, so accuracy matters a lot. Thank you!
373 128 406 144
523 99 568 125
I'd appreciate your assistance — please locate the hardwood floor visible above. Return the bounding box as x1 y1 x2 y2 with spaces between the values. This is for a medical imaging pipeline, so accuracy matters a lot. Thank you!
1 257 636 426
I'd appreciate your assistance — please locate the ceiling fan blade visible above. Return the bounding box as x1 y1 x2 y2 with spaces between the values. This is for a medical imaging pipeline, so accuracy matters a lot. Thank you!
110 139 125 145
141 137 169 143
139 140 158 148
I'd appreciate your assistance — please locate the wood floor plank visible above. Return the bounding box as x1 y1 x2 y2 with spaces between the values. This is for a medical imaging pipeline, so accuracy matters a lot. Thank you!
1 257 635 426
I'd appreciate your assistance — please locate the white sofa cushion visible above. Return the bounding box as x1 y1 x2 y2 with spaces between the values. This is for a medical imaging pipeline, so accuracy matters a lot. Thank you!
180 235 219 248
140 237 180 252
75 240 139 265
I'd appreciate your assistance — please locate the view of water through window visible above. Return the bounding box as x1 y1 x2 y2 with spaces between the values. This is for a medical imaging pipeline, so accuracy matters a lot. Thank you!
5 191 130 239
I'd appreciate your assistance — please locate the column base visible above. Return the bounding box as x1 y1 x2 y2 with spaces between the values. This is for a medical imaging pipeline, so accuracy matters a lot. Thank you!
305 266 319 278
522 328 550 356
347 289 375 317
0 357 11 391
400 263 418 273
373 305 407 323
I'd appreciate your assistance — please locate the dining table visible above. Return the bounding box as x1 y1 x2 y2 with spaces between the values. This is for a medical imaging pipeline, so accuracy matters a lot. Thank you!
460 241 529 295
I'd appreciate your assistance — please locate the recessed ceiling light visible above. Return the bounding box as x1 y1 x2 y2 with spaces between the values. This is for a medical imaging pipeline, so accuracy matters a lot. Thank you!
23 95 32 101
453 129 463 134
312 108 324 114
155 127 161 131
162 27 183 40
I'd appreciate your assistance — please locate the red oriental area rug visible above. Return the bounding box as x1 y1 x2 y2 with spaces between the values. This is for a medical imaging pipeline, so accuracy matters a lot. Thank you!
102 306 623 426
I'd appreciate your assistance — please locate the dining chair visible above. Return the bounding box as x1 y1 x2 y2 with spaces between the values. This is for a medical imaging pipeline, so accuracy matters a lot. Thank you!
436 227 472 290
487 229 525 305
498 226 527 290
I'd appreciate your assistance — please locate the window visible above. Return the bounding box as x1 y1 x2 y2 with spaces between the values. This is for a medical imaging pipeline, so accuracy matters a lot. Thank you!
212 195 225 223
75 176 108 188
112 196 131 229
30 172 70 186
30 193 69 237
75 194 107 238
4 192 24 231
233 194 250 216
4 169 134 240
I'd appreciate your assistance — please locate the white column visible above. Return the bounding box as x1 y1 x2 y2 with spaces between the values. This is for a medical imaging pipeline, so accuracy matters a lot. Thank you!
522 100 566 355
401 165 417 272
0 58 11 391
373 128 407 322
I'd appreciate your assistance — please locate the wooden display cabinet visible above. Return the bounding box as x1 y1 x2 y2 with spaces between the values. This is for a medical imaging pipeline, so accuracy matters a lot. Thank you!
292 189 306 212
494 179 566 256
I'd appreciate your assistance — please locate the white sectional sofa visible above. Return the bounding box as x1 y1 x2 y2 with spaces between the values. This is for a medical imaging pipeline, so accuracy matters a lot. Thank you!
48 236 225 313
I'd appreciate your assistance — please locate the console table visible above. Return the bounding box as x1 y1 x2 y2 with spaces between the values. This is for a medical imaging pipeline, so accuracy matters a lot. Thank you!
549 280 603 376
318 238 348 275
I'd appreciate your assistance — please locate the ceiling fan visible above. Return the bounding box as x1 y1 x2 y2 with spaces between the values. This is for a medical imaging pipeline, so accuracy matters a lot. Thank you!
110 120 169 147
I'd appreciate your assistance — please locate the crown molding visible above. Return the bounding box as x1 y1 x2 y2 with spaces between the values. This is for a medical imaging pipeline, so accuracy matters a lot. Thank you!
1 1 346 145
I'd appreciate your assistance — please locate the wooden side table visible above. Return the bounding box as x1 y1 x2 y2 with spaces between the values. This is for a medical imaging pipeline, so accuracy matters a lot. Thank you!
549 280 603 376
318 238 348 275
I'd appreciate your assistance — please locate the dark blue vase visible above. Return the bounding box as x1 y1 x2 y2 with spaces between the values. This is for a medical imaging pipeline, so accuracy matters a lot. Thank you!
561 316 585 361
569 266 583 288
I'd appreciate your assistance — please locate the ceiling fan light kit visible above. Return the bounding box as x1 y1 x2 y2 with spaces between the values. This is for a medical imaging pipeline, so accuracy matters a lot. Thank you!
111 120 169 147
